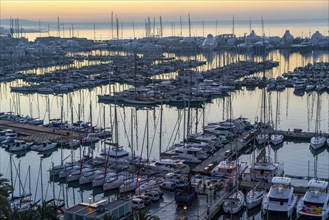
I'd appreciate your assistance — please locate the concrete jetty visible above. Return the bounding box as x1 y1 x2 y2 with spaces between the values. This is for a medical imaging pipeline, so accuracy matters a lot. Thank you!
0 119 86 143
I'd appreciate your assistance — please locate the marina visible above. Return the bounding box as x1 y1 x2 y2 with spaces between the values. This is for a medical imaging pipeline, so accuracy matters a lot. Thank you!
1 4 329 219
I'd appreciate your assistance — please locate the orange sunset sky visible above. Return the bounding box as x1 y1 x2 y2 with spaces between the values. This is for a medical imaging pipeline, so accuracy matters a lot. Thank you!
1 1 328 22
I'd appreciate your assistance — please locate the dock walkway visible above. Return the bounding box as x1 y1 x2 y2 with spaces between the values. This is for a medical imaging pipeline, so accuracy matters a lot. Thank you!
276 129 329 141
194 131 255 172
0 119 86 143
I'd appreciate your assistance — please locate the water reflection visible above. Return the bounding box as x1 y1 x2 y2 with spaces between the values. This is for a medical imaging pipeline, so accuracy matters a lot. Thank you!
0 49 328 209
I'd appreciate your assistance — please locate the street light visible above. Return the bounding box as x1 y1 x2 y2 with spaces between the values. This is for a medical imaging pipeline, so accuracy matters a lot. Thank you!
88 195 93 205
183 205 188 220
178 205 188 220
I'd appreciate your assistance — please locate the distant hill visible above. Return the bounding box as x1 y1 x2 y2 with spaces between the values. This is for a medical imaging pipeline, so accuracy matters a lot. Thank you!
1 19 56 27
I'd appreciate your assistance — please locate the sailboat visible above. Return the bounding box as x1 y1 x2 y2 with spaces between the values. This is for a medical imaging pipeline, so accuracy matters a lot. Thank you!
245 182 265 209
256 17 271 147
223 190 245 214
310 93 326 150
270 91 284 145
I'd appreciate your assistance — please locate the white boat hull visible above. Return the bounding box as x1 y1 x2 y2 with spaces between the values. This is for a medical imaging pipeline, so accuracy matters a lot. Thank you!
262 194 298 217
310 136 326 151
270 134 284 146
297 198 329 220
103 178 124 191
223 191 245 214
256 134 269 145
245 190 264 209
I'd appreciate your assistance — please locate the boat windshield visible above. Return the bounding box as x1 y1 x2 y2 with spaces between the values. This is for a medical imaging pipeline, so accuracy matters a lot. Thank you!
304 201 324 206
269 197 288 202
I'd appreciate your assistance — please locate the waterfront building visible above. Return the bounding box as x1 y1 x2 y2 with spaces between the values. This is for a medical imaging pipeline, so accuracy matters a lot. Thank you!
64 199 132 220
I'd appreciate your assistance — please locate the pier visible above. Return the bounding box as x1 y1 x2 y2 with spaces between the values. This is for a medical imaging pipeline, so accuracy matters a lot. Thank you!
193 131 256 172
0 119 86 143
276 129 329 141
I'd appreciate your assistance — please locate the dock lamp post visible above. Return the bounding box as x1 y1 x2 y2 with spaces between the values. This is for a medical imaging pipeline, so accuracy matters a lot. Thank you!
178 205 188 220
183 205 187 218
88 195 93 205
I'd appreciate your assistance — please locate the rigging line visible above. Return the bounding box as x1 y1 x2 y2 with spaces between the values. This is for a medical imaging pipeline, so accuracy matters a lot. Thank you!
166 109 183 150
141 112 149 160
34 161 41 202
117 107 131 149
149 108 161 156
12 159 25 195
45 178 50 201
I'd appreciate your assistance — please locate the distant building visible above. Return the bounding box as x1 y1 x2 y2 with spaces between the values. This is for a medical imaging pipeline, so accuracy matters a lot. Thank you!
311 31 324 42
215 34 235 46
64 199 132 220
282 30 294 45
245 30 262 45
201 34 216 49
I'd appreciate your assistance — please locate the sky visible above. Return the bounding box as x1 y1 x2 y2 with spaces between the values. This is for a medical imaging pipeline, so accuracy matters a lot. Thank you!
1 0 328 23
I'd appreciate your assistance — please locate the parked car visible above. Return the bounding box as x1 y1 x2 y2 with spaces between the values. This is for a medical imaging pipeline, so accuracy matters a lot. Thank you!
173 180 188 190
224 149 233 159
151 188 164 198
134 195 152 206
132 198 145 209
165 172 181 181
160 181 176 191
145 191 160 202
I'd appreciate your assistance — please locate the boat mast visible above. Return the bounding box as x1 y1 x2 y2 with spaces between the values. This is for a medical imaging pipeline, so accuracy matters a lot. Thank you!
9 153 13 200
159 102 163 159
40 158 44 201
111 11 114 39
146 110 149 164
28 165 32 202
131 109 134 159
261 16 267 149
132 22 135 39
188 12 191 37
114 101 119 145
180 16 183 37
159 16 163 38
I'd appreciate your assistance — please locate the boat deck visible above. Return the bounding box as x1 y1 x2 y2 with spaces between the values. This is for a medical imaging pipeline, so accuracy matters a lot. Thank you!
0 119 86 143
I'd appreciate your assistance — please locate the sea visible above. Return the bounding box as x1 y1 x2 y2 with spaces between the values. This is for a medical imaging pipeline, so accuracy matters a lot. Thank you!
0 19 329 219
1 18 328 41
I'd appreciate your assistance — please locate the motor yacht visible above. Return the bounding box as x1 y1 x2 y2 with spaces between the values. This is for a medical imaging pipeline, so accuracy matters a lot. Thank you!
262 177 298 218
297 179 329 220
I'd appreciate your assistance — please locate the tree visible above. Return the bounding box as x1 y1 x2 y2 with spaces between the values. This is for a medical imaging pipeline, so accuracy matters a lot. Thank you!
0 174 13 220
129 210 160 220
34 201 61 220
103 214 117 220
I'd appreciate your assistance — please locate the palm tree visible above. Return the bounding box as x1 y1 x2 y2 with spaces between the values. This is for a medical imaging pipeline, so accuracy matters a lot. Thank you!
103 214 117 220
34 201 61 220
129 210 160 220
0 174 13 220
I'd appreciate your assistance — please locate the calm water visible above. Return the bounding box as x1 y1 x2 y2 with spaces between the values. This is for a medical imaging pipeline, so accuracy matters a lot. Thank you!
4 19 328 41
0 48 329 213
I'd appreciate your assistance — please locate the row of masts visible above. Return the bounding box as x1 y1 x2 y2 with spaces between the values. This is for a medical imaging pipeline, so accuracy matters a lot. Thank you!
8 13 268 40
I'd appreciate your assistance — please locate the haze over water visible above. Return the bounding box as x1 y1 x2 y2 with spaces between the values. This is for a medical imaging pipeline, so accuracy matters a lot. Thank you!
1 18 328 41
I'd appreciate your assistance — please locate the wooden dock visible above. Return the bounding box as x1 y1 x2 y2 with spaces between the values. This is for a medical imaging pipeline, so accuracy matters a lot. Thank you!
275 129 329 141
0 119 86 143
194 131 255 172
